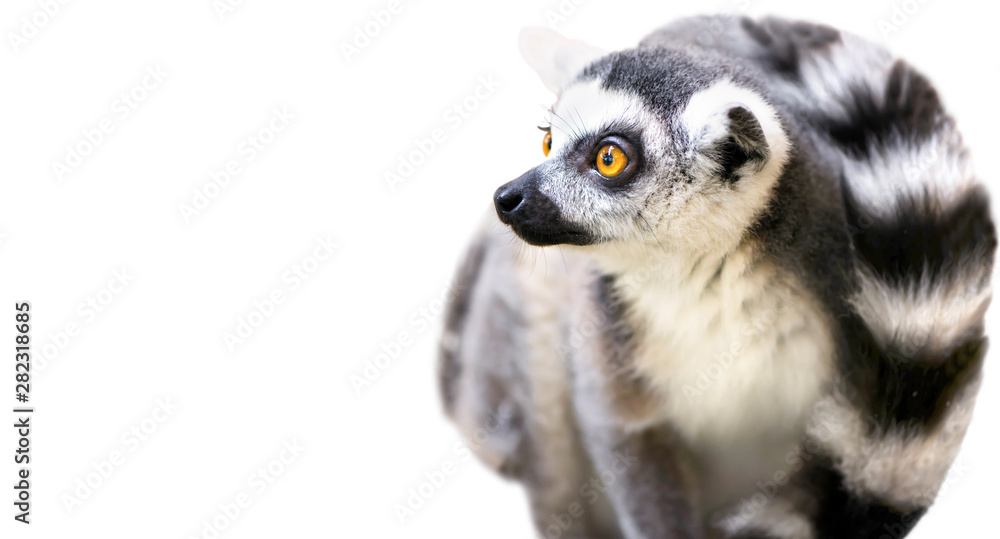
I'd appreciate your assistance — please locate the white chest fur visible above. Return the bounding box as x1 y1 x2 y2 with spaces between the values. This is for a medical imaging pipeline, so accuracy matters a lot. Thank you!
608 244 834 472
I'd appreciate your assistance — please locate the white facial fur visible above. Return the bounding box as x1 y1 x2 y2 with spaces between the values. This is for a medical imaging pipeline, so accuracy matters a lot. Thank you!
519 28 792 257
535 79 674 247
526 74 791 262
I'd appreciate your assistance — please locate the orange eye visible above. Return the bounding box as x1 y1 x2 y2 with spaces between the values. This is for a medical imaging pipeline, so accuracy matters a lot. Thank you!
542 131 552 156
596 144 628 178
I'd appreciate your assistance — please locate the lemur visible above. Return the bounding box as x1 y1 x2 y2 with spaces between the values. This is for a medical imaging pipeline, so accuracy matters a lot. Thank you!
438 15 995 539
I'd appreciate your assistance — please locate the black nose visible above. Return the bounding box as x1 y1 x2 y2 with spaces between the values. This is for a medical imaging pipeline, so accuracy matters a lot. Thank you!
494 186 524 220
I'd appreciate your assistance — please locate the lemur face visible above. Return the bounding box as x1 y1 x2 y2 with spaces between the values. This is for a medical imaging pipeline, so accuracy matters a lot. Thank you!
495 29 790 255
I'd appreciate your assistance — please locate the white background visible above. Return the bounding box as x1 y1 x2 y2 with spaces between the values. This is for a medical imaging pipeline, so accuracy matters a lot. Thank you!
1 0 997 537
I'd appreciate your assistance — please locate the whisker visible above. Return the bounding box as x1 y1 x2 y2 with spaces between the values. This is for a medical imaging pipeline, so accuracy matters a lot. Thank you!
550 108 582 141
538 104 572 138
572 107 589 139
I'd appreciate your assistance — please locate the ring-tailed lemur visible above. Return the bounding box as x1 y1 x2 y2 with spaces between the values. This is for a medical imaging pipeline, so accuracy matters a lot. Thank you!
439 16 995 539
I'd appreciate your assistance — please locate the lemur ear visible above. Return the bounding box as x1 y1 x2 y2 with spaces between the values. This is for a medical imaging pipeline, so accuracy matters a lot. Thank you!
519 27 606 94
698 106 771 183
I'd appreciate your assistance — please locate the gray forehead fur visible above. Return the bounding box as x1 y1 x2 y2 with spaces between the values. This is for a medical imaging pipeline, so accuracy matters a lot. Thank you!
574 45 766 127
